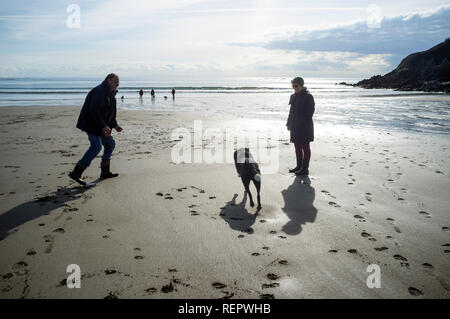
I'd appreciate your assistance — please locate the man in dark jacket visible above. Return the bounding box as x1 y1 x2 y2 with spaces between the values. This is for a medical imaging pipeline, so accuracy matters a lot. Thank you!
286 77 315 176
69 73 123 186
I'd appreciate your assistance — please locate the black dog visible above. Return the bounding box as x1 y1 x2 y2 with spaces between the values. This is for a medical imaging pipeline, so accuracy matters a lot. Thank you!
233 148 261 209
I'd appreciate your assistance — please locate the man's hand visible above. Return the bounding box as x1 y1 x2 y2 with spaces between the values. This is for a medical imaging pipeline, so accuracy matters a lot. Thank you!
114 126 123 132
103 126 111 136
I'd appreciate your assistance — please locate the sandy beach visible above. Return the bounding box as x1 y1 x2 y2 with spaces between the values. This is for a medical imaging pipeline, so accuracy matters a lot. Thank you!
0 106 449 299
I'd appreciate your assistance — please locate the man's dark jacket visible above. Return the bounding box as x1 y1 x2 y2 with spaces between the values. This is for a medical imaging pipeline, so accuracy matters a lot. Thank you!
76 80 118 136
286 89 315 143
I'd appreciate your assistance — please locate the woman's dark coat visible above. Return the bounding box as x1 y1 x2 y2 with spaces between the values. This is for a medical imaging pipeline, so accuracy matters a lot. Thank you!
76 80 118 136
286 89 315 143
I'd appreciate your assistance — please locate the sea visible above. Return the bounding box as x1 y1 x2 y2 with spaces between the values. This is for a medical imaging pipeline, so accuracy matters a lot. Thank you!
0 77 449 135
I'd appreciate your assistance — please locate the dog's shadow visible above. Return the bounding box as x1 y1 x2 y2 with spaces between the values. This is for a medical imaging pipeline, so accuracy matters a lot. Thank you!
281 176 317 235
0 186 91 240
219 193 258 234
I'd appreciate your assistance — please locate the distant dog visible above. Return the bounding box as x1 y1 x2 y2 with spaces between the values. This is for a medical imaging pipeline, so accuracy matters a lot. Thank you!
233 148 261 209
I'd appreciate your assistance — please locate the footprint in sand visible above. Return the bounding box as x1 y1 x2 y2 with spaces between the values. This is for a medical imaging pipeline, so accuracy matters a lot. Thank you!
2 273 14 279
393 254 408 261
12 261 28 276
260 294 275 299
212 282 227 289
220 291 235 299
328 249 338 253
26 249 37 256
278 260 288 265
441 227 449 233
328 201 340 208
393 226 402 233
269 230 277 234
374 247 389 251
266 273 280 280
43 234 55 253
422 263 434 269
52 228 65 233
134 255 144 260
251 253 260 256
262 283 280 289
418 211 431 218
104 292 119 299
145 287 157 294
408 287 424 297
354 215 366 222
105 269 117 275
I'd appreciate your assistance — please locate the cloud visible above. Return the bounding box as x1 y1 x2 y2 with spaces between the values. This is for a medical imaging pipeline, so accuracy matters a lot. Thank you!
1 2 449 78
233 5 450 59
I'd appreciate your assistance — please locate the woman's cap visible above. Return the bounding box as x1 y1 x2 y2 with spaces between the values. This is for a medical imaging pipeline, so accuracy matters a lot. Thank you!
291 77 304 86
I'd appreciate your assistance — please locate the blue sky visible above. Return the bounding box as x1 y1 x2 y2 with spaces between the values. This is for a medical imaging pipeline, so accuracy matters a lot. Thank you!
0 0 449 79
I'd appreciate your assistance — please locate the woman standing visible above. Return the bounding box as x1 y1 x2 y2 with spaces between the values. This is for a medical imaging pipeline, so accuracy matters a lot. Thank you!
286 77 315 176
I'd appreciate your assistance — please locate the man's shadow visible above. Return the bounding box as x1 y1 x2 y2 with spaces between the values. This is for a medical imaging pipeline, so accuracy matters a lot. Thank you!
281 176 317 235
0 186 90 240
219 193 257 234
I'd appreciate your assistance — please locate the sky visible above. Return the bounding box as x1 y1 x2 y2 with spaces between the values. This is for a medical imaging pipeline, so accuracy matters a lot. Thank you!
0 0 449 79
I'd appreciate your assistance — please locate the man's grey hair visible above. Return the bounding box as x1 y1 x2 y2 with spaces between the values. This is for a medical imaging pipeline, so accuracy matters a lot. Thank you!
105 73 118 81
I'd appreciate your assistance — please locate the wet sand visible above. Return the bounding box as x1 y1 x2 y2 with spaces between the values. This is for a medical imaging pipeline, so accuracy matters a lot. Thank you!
0 106 449 298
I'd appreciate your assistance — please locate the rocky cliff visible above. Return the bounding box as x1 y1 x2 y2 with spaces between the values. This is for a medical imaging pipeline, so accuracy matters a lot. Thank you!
353 39 450 93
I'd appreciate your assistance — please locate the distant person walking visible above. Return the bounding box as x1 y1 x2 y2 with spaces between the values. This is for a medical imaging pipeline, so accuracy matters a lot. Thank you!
69 73 123 186
286 77 315 176
172 88 175 98
139 89 144 97
151 89 155 97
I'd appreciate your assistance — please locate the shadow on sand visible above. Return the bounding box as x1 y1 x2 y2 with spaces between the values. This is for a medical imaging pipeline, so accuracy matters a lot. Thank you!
0 184 95 240
281 176 317 235
219 193 259 234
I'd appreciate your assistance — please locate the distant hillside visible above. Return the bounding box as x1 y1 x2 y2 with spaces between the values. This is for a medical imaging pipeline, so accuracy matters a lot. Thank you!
351 39 450 93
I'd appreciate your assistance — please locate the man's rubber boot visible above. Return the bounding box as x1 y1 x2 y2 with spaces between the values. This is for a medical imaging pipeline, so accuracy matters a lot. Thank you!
100 160 119 179
69 162 88 186
289 156 303 173
295 157 310 176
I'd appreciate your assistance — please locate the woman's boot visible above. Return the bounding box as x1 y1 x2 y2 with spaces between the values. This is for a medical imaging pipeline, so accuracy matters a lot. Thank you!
289 155 303 173
295 157 310 176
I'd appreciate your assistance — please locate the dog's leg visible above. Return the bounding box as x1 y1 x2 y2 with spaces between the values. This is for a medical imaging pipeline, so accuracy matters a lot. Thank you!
241 176 254 207
253 179 261 209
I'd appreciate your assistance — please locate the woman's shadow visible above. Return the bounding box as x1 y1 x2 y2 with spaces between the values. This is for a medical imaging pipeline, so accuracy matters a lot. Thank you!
281 176 317 235
0 186 90 240
219 193 257 234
